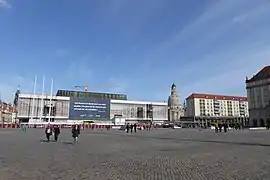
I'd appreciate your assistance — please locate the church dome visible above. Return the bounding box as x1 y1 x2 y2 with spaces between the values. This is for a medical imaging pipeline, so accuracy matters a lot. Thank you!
168 83 181 107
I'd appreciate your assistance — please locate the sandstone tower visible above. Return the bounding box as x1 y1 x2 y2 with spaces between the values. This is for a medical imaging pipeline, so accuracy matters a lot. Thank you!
168 83 183 123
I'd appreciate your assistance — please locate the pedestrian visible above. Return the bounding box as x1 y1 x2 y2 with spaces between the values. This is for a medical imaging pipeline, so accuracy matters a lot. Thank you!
21 124 27 133
224 124 228 132
53 125 61 142
134 123 137 133
45 124 53 142
126 123 130 133
215 124 218 133
72 124 81 144
130 124 133 133
218 123 222 132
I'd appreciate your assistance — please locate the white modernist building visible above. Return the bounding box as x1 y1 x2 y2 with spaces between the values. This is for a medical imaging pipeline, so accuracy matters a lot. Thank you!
17 93 168 124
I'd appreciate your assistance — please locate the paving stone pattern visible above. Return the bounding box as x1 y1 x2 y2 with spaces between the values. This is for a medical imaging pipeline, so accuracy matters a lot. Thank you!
1 128 270 180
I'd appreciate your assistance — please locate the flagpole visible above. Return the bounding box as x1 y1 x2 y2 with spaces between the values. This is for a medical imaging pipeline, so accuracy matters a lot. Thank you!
48 78 53 123
39 76 45 122
0 91 2 110
30 76 37 122
0 92 2 124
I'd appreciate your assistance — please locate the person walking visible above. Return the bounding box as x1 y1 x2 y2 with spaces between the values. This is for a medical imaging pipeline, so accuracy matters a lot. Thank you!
126 123 130 133
72 124 81 144
130 124 134 133
53 125 61 142
134 123 137 133
45 124 53 142
21 124 27 133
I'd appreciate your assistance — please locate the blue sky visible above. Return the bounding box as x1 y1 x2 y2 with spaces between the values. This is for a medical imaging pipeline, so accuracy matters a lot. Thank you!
0 0 270 103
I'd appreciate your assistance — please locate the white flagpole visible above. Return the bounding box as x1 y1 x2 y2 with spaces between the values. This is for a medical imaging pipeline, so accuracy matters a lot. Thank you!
0 92 2 118
39 76 45 121
48 78 54 122
30 76 37 122
0 91 2 110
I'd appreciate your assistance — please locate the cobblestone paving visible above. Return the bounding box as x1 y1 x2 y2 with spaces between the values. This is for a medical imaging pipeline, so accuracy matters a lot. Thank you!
1 128 270 180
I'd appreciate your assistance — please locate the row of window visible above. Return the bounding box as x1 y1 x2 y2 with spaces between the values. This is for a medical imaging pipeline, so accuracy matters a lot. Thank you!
57 90 127 100
248 86 269 108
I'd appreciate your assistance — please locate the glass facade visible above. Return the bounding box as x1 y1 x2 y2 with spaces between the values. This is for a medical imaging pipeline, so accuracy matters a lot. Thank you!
110 103 167 121
56 90 127 100
18 97 69 119
18 95 168 122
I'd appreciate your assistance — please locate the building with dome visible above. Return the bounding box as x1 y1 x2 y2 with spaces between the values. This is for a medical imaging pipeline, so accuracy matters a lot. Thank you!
168 83 184 123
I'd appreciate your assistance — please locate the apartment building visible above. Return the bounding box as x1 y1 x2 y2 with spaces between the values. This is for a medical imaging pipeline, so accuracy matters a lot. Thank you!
246 66 270 127
185 93 249 126
0 101 17 123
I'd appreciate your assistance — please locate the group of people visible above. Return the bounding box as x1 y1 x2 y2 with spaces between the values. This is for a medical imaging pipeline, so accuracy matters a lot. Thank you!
126 123 153 133
126 123 137 133
214 123 229 133
45 124 81 143
45 125 61 142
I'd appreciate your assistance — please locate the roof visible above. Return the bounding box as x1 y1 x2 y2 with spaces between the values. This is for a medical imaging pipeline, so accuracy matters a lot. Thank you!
56 90 127 100
246 66 270 83
111 99 167 106
186 93 248 101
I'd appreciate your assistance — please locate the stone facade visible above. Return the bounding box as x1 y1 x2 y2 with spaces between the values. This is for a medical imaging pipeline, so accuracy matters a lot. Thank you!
0 102 16 123
246 66 270 127
168 83 184 122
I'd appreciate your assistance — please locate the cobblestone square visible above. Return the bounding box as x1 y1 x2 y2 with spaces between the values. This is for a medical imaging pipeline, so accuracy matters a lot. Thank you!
1 128 270 180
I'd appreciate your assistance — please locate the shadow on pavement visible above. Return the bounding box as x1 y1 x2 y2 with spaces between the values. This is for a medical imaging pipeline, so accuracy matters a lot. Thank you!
87 131 270 147
39 139 57 143
153 137 270 147
62 141 74 145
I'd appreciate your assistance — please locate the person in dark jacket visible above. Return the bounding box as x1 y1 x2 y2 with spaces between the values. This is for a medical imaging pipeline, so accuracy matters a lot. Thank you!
224 123 227 132
53 125 61 141
45 124 53 142
130 124 134 133
126 123 130 133
72 124 81 144
134 123 137 133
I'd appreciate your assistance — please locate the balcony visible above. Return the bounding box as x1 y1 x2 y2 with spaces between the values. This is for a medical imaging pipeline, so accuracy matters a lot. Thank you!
214 101 220 104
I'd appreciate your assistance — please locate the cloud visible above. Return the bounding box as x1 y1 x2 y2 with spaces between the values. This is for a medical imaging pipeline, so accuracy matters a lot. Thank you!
232 14 248 23
157 0 269 55
0 0 11 9
0 75 33 103
174 1 270 99
180 44 270 100
134 0 270 102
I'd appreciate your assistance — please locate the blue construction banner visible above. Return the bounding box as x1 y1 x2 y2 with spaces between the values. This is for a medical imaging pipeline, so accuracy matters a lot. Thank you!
69 97 110 120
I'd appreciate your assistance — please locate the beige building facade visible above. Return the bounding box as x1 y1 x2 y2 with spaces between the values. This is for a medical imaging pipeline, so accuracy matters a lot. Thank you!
246 66 270 127
0 102 16 123
185 93 249 127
